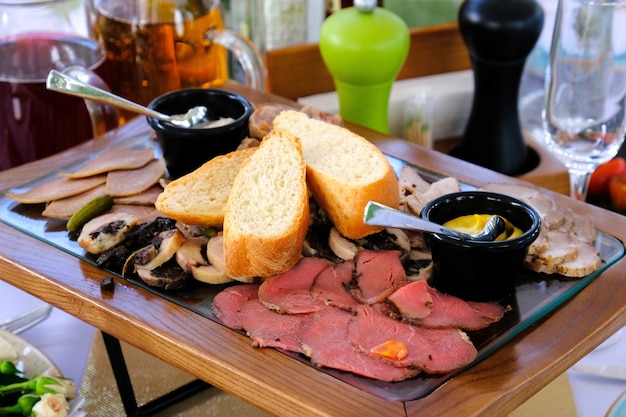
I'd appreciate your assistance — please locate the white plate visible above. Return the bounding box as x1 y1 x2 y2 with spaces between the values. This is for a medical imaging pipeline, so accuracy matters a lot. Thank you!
607 390 626 417
0 328 85 417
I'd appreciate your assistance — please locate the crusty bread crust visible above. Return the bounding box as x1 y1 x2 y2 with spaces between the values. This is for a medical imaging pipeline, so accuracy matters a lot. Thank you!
223 129 309 278
154 148 257 226
273 110 399 239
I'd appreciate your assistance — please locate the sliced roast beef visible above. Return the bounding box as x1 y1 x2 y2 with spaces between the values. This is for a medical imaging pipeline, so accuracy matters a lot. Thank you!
297 307 421 382
311 260 359 311
258 257 331 314
348 305 477 374
386 279 433 319
212 284 261 329
237 298 308 352
351 250 407 305
386 280 508 330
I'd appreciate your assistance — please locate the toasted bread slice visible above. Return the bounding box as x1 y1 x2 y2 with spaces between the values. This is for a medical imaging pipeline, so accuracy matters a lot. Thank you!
273 110 399 239
154 147 257 226
223 129 309 278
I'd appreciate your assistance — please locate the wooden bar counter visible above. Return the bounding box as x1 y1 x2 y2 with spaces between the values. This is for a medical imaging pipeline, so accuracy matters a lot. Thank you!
0 83 624 417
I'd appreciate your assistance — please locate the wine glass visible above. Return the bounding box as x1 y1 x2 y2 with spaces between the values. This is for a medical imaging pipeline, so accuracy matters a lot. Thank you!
543 0 626 200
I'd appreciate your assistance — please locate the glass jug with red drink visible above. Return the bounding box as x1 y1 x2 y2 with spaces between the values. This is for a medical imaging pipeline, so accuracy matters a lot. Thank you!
0 0 118 171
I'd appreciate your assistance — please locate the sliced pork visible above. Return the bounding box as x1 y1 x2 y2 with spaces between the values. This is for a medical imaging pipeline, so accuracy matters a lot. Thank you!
258 257 331 314
297 307 421 382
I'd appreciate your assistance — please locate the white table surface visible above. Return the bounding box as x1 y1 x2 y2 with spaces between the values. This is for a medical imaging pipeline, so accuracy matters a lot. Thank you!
1 280 624 417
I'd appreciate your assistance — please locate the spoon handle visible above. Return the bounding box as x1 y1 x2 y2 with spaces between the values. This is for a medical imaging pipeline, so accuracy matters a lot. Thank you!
46 70 170 121
363 201 473 239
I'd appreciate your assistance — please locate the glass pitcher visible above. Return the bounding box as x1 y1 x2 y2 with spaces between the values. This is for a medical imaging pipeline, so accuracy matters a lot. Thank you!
0 0 118 170
85 0 266 121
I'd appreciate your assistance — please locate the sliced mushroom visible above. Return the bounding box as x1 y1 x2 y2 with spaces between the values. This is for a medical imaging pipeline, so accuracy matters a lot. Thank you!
140 229 186 270
191 265 234 284
176 237 209 272
384 227 411 252
206 233 226 272
328 227 358 261
136 263 191 290
78 212 140 254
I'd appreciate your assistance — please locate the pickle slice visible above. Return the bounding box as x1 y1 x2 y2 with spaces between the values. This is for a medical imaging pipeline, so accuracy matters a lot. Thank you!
66 194 114 232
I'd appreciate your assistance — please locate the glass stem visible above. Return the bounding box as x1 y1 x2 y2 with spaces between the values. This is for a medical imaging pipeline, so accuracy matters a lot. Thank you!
569 170 592 201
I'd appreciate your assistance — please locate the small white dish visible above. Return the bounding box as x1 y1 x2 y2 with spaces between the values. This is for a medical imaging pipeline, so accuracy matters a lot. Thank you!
606 390 626 417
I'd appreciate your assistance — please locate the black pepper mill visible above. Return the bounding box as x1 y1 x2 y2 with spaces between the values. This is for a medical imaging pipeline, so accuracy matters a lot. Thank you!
451 0 544 175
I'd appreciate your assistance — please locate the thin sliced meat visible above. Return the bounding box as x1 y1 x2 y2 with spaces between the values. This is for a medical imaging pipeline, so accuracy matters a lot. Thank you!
238 298 308 352
387 280 507 330
105 158 166 197
311 260 359 311
351 250 407 305
6 175 107 204
258 257 331 314
42 184 106 219
386 279 433 319
60 148 155 178
348 305 477 374
297 307 421 382
212 284 261 329
114 184 163 206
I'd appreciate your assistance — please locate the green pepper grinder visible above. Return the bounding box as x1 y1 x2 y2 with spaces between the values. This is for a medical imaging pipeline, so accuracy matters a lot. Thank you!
319 0 409 134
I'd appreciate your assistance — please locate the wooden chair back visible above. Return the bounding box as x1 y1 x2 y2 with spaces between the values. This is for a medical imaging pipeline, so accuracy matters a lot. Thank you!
265 22 471 101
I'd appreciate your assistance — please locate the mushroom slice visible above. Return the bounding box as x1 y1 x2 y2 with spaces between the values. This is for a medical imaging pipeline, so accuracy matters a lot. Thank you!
176 237 209 272
191 265 234 284
206 233 226 272
136 263 191 290
78 212 140 254
385 227 411 252
134 229 187 271
328 227 358 261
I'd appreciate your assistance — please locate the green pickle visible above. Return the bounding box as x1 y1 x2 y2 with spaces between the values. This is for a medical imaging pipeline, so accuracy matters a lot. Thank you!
66 194 114 232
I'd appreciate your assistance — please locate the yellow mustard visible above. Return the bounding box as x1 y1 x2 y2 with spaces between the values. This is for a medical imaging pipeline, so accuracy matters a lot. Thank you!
443 214 522 241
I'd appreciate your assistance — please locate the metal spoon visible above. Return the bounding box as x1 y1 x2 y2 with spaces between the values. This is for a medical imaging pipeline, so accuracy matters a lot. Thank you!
363 201 506 241
46 69 210 128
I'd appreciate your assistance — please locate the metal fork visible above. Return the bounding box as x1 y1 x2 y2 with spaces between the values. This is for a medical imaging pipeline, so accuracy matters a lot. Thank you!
0 303 53 334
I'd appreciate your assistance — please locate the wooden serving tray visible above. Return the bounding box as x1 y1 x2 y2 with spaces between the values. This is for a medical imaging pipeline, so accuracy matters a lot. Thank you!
0 130 622 402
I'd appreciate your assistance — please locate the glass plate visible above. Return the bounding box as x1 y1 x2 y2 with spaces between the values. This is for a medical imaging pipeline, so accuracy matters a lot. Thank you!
0 132 623 402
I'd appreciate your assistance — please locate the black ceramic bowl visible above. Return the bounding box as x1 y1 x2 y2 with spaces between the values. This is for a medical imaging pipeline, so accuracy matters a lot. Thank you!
147 88 253 178
421 191 541 302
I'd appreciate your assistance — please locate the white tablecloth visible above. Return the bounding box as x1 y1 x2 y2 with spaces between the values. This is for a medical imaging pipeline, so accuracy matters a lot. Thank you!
1 280 624 416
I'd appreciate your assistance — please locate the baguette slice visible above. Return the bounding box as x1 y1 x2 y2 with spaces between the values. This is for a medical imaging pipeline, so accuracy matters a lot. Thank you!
273 110 399 239
155 147 257 226
223 129 309 278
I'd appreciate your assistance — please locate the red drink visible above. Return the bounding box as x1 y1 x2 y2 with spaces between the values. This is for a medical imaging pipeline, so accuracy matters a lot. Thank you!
0 34 107 171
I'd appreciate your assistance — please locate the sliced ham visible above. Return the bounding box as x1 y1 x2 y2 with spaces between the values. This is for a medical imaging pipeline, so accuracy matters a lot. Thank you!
311 260 359 311
258 257 331 314
60 147 155 178
105 158 166 197
212 284 260 329
42 184 106 219
6 175 107 204
297 307 421 382
351 250 407 305
348 305 477 374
